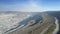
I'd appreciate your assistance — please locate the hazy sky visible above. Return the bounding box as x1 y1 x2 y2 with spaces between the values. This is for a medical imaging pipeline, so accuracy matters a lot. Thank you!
0 0 60 12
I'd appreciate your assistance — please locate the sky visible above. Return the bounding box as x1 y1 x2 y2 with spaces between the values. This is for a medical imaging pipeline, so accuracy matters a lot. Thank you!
0 0 60 12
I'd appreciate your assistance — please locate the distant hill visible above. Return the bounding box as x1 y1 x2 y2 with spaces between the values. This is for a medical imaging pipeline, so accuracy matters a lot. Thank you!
44 11 60 20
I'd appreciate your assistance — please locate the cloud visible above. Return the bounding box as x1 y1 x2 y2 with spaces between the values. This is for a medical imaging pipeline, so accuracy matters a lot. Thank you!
21 0 47 12
0 0 47 12
20 0 45 12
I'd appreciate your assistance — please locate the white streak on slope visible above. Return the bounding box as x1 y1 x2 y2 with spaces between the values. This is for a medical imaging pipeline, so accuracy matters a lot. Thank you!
53 17 59 34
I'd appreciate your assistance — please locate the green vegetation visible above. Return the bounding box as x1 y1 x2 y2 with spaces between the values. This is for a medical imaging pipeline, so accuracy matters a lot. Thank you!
28 14 55 34
44 24 56 34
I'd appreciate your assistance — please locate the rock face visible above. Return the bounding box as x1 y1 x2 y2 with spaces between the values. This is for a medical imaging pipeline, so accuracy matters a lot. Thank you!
27 20 36 26
6 13 55 34
0 12 32 34
5 12 42 34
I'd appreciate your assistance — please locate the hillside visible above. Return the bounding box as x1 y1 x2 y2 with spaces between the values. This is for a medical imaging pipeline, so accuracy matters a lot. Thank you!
6 13 56 34
45 11 60 34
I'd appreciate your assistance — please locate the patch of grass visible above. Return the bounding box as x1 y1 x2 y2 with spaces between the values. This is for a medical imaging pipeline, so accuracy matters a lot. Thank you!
44 24 56 34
